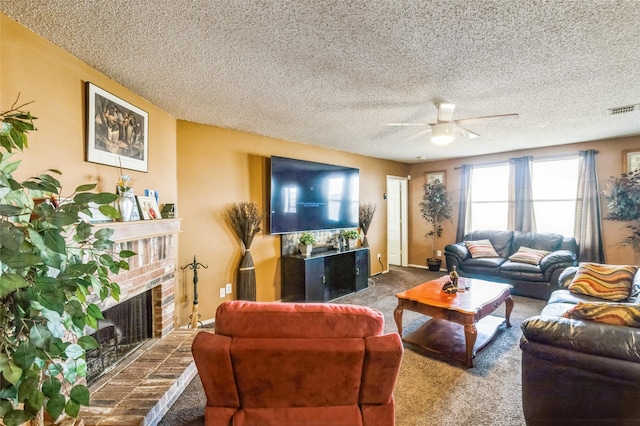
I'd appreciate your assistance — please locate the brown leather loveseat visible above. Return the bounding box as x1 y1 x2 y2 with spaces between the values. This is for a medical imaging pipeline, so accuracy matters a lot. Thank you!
191 301 403 426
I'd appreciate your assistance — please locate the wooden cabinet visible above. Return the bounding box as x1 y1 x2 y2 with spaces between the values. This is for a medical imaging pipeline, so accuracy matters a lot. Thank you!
281 248 370 302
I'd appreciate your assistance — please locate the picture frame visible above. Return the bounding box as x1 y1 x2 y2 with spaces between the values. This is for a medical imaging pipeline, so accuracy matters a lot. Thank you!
623 149 640 173
136 195 162 220
425 171 446 186
86 82 149 172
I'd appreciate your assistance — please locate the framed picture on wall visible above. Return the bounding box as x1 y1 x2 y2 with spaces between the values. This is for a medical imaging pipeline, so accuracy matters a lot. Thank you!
86 82 149 172
623 149 640 173
425 171 446 186
136 195 161 220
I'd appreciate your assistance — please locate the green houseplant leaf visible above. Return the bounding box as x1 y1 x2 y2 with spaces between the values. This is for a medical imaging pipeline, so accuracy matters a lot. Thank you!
0 98 135 423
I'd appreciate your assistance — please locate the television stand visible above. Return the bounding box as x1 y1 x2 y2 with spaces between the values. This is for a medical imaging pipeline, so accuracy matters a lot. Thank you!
281 248 369 302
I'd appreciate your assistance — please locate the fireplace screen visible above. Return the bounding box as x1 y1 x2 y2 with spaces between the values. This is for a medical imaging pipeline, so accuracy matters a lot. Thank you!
86 290 153 385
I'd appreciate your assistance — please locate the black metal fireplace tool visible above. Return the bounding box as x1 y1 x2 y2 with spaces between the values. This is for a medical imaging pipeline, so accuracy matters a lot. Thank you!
182 256 208 329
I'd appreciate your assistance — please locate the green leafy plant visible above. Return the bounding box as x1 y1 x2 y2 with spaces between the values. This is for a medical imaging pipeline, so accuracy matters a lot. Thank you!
605 169 640 250
342 229 359 240
419 179 452 259
0 98 134 425
298 231 316 246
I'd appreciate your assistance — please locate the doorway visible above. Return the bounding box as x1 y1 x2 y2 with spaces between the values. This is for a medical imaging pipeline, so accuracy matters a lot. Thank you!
386 176 408 267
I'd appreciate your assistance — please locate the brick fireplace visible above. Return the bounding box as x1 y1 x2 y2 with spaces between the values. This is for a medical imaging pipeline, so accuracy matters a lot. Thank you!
91 219 181 338
80 219 192 425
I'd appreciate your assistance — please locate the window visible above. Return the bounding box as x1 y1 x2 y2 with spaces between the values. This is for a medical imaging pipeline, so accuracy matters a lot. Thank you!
531 157 579 236
466 156 580 237
468 164 509 231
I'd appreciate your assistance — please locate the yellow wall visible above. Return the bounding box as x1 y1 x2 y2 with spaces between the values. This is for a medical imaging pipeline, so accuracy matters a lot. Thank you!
409 137 640 268
175 122 408 324
3 11 638 328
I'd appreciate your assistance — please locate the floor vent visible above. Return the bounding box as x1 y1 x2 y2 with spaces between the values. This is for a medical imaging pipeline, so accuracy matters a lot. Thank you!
608 104 640 115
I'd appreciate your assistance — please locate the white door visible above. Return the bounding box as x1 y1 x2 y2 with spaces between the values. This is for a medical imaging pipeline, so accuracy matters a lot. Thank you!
387 176 408 266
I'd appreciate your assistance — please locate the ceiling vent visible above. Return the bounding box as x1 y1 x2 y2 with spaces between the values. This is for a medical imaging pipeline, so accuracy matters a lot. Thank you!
607 104 640 115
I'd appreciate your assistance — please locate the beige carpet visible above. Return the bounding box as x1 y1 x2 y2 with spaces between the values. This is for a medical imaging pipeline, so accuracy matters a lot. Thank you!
159 266 545 425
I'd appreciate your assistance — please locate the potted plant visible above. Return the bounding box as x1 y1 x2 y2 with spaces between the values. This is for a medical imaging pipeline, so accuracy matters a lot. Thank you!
419 178 452 271
0 99 133 425
342 229 360 249
298 231 316 256
605 169 640 250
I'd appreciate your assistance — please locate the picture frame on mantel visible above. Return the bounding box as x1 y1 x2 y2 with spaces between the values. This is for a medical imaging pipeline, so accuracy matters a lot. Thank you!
623 149 640 173
425 171 446 186
86 82 149 172
136 195 162 220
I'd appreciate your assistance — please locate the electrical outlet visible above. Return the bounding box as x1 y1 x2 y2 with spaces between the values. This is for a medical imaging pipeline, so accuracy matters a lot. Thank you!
377 253 381 260
226 283 232 294
219 288 226 298
437 250 442 257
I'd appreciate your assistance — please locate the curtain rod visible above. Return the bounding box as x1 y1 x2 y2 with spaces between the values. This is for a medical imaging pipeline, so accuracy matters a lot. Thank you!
453 151 598 170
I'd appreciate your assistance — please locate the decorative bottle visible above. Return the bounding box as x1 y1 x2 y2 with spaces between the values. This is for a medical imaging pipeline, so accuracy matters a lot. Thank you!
449 265 461 292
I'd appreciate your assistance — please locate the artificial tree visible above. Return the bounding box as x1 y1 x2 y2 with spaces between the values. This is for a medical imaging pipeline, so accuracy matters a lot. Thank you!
605 169 640 250
419 179 452 271
0 99 133 425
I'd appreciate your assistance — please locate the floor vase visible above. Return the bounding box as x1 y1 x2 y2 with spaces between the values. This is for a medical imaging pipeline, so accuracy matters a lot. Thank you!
237 250 256 301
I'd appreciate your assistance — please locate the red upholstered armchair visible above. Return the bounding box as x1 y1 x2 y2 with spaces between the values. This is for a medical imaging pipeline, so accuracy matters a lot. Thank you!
191 301 403 426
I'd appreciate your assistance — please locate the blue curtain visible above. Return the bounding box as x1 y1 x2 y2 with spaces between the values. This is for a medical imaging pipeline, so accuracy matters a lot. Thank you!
574 150 604 262
508 156 536 232
456 164 472 241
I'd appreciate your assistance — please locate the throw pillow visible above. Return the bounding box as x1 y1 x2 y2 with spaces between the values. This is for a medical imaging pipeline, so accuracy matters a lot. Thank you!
564 302 640 328
464 239 499 258
568 263 638 301
508 246 550 265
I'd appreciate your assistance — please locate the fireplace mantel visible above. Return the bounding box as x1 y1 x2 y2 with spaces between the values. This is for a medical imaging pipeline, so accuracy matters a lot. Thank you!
92 218 181 242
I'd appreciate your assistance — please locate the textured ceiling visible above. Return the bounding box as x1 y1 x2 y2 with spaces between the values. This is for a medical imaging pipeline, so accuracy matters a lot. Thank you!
3 1 640 163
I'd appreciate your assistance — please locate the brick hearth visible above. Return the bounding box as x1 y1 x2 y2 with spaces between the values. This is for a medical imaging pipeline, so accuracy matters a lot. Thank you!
81 329 203 425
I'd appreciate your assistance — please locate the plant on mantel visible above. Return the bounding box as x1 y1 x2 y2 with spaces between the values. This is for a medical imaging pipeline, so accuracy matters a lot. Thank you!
0 98 134 426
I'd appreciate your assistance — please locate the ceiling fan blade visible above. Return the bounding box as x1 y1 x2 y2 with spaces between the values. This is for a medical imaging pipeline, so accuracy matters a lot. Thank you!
457 126 480 139
400 128 432 142
437 103 456 122
454 113 519 126
387 122 431 126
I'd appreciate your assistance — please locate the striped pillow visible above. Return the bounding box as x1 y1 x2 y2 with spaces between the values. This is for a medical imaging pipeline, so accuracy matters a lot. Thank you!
568 263 637 301
564 302 640 327
508 246 550 265
464 239 499 258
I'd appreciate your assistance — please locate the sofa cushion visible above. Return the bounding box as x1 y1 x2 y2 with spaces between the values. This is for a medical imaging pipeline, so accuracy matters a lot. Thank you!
464 239 499 258
498 261 545 282
508 246 550 265
564 302 640 328
548 289 607 305
463 230 513 257
568 263 638 301
511 231 563 253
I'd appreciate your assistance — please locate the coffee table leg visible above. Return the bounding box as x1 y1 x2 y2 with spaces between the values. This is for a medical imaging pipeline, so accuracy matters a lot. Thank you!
394 305 404 336
505 295 514 328
464 324 478 367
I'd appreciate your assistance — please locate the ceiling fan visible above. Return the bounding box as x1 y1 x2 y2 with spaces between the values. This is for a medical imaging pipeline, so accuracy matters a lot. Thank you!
388 102 519 145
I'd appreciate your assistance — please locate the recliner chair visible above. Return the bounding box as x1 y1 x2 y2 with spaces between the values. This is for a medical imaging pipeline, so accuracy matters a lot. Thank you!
192 300 403 426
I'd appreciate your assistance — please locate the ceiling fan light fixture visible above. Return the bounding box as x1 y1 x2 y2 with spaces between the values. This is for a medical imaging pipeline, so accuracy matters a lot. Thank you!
431 123 455 145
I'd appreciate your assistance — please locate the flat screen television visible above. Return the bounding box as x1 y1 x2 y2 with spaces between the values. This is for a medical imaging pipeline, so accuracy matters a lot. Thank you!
270 156 359 234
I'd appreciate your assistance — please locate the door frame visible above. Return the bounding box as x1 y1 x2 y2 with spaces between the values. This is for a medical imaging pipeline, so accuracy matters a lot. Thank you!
386 175 409 269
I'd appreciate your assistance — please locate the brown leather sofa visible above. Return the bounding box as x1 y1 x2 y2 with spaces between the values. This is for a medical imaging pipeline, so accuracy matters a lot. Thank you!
191 301 403 426
520 266 640 425
444 230 578 300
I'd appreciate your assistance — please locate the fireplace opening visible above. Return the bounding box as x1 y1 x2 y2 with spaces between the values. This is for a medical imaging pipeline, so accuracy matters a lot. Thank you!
86 290 153 386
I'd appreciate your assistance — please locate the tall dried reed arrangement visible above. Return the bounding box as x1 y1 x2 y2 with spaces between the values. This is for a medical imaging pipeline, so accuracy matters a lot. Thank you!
359 203 376 247
225 202 263 300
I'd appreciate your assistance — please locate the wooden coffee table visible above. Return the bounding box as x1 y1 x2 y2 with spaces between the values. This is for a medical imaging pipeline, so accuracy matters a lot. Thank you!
394 275 513 367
